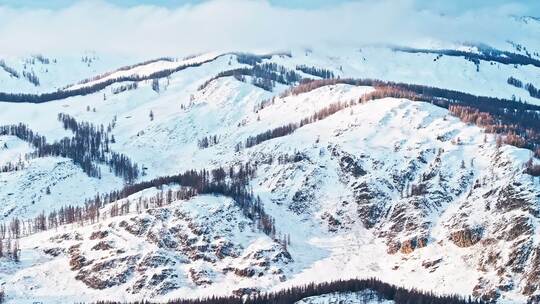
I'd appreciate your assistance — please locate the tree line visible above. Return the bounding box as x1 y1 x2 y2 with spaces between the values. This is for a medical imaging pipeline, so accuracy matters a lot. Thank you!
0 219 22 262
233 52 291 66
235 53 273 66
269 78 540 158
198 135 220 149
76 57 175 87
55 113 139 182
0 114 139 182
198 63 303 92
91 278 484 304
32 54 51 65
0 55 225 103
0 162 281 260
507 76 540 99
90 163 277 237
22 70 40 86
111 82 138 95
1 187 198 238
244 85 420 149
0 160 26 173
0 238 20 262
296 65 335 79
395 46 540 68
0 60 19 78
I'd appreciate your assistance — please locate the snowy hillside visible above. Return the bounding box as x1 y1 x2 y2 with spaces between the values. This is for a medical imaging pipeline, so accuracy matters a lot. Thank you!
0 36 539 304
0 52 137 94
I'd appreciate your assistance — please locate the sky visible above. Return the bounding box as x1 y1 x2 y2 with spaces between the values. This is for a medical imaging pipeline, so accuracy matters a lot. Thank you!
2 0 539 12
0 0 538 57
0 0 355 9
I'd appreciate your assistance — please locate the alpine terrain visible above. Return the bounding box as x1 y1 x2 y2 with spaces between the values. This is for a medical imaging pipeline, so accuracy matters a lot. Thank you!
0 4 539 304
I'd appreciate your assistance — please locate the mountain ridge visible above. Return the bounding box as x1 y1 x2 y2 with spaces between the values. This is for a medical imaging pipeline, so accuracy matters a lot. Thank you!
0 44 539 303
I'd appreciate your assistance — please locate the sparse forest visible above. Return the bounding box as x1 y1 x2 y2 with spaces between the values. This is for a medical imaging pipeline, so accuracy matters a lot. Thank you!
0 56 222 103
295 65 335 79
92 278 484 304
257 78 540 158
507 76 540 99
0 60 20 78
0 114 139 182
198 134 220 149
0 162 280 256
22 70 40 86
396 46 540 68
111 82 138 94
199 59 303 92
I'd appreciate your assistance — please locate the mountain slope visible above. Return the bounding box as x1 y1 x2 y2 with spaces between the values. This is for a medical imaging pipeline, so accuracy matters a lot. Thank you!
0 44 539 303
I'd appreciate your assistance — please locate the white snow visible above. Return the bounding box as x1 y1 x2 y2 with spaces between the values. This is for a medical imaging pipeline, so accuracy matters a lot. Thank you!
0 41 539 303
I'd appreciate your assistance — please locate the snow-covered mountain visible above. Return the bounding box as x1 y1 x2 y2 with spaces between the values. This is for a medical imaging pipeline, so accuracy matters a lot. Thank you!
0 17 540 304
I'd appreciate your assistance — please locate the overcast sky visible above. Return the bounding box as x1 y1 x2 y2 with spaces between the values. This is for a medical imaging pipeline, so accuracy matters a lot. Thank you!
1 0 539 12
0 0 537 57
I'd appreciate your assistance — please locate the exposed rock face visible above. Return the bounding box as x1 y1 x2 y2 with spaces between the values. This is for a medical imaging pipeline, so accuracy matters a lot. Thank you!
244 107 540 301
351 181 387 229
330 146 391 229
118 217 152 236
387 236 429 254
232 242 292 281
40 196 291 296
189 267 213 286
3 80 540 304
444 152 540 303
43 247 63 257
339 154 367 178
91 241 114 251
495 184 532 213
421 258 443 272
89 230 109 240
522 248 540 296
75 255 140 289
502 216 533 241
232 287 260 297
68 244 92 271
450 227 483 247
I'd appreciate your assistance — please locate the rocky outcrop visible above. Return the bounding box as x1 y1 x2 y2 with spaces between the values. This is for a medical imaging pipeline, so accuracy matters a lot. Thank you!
502 216 533 241
43 247 63 257
232 287 260 297
522 248 540 296
422 258 442 270
118 217 152 236
68 244 92 271
89 230 109 240
75 255 140 289
339 154 367 178
35 196 291 297
449 227 483 247
351 181 387 229
91 241 114 251
189 268 213 286
387 236 428 254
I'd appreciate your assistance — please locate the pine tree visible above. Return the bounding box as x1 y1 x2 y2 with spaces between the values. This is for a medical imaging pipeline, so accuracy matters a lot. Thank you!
12 240 19 262
152 78 160 93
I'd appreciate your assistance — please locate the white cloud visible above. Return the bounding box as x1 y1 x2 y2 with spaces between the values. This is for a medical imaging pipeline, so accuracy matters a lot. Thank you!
0 0 536 58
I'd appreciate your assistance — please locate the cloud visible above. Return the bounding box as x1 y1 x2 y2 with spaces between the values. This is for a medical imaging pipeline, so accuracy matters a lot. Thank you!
0 0 536 58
